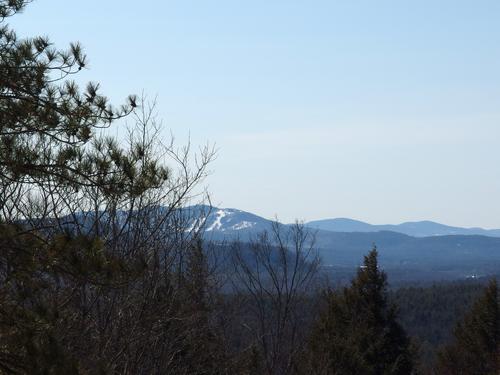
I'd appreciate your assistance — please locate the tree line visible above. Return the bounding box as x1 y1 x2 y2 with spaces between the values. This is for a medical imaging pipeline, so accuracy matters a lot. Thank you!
0 1 497 374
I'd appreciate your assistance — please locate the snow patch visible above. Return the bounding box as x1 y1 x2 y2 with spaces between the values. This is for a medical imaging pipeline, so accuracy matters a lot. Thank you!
185 217 205 233
231 221 256 230
206 210 228 231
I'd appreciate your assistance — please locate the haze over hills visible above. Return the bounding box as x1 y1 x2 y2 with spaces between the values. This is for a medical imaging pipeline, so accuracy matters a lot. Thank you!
186 205 500 282
306 218 500 238
186 205 500 238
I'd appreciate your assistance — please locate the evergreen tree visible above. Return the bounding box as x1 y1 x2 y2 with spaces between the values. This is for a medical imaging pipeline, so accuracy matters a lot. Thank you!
0 1 214 373
308 247 415 375
0 1 141 190
178 238 231 375
436 279 499 375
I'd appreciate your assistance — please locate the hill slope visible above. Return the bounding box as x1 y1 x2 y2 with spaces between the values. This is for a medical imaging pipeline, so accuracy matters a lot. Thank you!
306 218 500 237
185 206 500 282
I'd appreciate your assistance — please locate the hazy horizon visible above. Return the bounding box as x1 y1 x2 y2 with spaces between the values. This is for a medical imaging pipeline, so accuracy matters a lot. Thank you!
12 0 500 228
202 205 500 230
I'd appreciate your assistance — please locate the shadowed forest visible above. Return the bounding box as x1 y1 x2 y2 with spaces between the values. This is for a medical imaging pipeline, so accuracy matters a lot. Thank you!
0 2 498 374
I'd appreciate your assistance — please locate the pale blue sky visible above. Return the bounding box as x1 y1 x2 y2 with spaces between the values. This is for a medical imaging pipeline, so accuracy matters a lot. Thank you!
11 0 500 227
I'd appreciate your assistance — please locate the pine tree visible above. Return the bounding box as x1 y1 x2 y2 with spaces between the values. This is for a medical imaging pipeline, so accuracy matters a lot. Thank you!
436 279 499 375
308 247 415 375
178 238 231 374
0 1 214 373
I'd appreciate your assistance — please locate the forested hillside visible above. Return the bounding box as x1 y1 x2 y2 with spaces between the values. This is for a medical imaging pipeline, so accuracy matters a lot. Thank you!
0 2 497 374
391 280 489 370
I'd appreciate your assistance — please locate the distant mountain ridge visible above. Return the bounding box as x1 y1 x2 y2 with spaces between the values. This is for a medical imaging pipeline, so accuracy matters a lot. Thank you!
186 206 500 282
306 218 500 238
185 205 500 238
183 205 270 235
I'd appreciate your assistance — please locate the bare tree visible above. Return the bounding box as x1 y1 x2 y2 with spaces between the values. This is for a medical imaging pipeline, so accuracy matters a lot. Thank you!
230 221 320 375
0 94 220 373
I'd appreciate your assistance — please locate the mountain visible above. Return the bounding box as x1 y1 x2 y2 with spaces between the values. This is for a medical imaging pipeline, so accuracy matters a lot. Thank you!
184 206 500 282
38 205 500 283
184 205 500 239
306 218 500 238
182 205 273 237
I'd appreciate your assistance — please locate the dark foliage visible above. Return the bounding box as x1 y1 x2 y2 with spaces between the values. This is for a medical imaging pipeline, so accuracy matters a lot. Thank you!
307 248 415 375
436 279 499 375
391 280 486 368
0 2 496 374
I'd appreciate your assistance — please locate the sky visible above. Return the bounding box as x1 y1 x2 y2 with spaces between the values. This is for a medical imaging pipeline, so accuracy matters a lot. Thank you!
9 0 500 227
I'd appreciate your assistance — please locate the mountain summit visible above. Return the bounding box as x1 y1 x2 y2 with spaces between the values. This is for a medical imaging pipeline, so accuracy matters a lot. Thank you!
184 206 500 238
306 218 500 238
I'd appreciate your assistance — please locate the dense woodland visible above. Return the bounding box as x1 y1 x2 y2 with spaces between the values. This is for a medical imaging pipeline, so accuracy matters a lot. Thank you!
0 1 498 374
391 280 493 372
